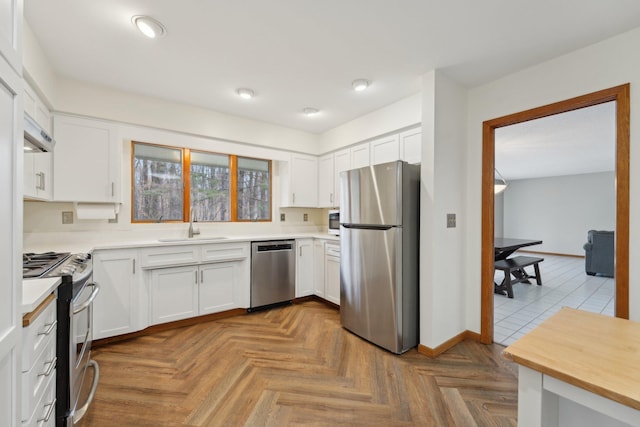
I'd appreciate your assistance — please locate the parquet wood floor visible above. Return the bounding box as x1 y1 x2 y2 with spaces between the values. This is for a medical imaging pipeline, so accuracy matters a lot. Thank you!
80 300 518 426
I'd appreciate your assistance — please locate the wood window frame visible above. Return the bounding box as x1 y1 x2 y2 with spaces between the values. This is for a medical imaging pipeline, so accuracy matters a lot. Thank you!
131 141 272 223
480 84 630 344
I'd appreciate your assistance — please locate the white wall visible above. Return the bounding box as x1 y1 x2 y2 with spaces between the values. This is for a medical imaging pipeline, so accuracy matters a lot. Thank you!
419 70 467 348
319 93 421 153
466 26 640 329
503 172 615 256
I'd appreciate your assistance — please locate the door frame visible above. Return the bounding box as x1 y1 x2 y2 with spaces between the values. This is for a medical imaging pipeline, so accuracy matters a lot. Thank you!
480 84 630 343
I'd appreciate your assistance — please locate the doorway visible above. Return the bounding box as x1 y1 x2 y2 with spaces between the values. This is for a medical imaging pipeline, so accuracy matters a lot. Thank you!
480 84 630 344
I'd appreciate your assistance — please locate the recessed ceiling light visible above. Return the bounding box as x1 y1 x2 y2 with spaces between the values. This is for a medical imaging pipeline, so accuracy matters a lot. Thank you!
352 79 370 92
236 88 255 99
132 15 167 38
303 107 319 116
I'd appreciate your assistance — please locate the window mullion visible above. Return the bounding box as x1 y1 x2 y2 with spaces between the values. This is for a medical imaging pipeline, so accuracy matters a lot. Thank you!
230 155 238 221
184 148 191 222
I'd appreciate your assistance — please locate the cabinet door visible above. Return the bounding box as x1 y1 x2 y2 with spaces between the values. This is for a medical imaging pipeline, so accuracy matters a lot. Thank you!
371 134 400 165
53 115 121 203
399 127 421 164
150 265 198 325
325 244 341 305
290 154 318 207
199 262 239 315
333 149 350 208
317 154 334 207
0 51 21 427
295 239 314 298
313 240 325 297
0 0 22 73
325 255 341 306
24 153 51 200
350 142 370 169
92 250 139 340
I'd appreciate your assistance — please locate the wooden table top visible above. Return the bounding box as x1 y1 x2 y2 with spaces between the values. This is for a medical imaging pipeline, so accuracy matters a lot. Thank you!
502 307 640 410
494 238 543 251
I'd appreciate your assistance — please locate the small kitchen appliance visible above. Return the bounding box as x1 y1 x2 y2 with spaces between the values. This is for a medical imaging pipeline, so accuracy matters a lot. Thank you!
328 209 340 235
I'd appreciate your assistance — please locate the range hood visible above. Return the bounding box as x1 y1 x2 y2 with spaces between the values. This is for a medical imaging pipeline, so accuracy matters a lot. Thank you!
24 114 55 152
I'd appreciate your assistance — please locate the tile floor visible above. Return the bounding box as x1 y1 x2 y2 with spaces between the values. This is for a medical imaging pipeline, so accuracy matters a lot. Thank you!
493 253 615 346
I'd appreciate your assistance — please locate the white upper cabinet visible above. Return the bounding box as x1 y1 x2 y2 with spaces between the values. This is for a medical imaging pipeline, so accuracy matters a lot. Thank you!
53 115 121 203
23 83 51 134
280 153 318 207
333 149 350 208
0 0 22 74
399 127 422 164
350 142 370 169
317 154 334 208
23 151 52 200
370 134 400 165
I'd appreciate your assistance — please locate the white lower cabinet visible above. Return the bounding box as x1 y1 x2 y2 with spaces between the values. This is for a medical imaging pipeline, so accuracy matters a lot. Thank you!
325 243 341 305
92 249 139 340
151 265 199 325
199 262 244 315
22 295 57 426
296 239 314 297
144 242 250 326
313 240 326 298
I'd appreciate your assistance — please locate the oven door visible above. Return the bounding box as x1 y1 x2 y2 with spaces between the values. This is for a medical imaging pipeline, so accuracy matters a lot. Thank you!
70 280 100 424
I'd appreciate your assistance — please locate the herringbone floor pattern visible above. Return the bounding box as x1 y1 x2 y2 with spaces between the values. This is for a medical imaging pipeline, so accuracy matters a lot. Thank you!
80 300 518 426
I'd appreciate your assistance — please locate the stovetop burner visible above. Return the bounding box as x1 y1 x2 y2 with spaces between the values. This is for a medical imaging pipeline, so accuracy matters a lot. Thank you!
23 251 71 278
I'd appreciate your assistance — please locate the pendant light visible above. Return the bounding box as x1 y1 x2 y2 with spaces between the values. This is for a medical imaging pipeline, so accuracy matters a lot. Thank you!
494 169 508 194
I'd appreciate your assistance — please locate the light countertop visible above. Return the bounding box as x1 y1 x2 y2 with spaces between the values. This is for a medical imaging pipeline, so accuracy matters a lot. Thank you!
22 277 61 314
502 307 640 410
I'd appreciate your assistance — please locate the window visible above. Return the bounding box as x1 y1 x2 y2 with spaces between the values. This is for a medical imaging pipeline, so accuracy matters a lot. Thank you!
237 157 270 221
132 142 271 222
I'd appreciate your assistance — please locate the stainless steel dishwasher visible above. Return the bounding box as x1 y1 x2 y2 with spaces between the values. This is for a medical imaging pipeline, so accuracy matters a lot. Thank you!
250 240 296 309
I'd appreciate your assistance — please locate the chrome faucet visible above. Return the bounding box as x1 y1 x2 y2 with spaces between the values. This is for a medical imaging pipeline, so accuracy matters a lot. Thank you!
188 207 200 238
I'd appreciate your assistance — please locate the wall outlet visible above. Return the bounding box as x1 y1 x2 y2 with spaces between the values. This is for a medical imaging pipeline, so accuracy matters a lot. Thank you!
446 213 456 228
280 213 285 222
62 211 74 224
303 213 308 222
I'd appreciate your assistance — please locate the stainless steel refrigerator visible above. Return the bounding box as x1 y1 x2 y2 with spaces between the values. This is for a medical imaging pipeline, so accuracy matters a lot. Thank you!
340 160 420 354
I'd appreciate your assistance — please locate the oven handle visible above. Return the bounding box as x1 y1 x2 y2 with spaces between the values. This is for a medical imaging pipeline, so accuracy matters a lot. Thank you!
73 359 100 424
73 282 100 315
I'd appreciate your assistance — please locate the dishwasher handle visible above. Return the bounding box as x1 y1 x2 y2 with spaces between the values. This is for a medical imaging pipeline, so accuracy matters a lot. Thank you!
254 242 294 252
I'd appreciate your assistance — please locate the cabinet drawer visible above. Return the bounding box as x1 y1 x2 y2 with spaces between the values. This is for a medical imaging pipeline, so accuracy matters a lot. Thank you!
22 334 56 423
140 246 200 268
325 244 340 257
22 372 56 427
22 294 57 373
201 242 249 263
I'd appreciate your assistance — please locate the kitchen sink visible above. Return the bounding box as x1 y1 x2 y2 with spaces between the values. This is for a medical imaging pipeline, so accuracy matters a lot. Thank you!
157 237 228 242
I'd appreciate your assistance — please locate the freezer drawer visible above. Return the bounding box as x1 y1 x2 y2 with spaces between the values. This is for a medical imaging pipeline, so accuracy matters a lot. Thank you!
250 240 295 308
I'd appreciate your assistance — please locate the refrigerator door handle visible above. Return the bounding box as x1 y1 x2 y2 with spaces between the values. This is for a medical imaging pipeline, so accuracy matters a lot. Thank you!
341 223 394 231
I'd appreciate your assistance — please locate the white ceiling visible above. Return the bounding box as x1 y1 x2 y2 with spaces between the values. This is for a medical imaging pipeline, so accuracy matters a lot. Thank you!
24 1 640 135
495 101 616 181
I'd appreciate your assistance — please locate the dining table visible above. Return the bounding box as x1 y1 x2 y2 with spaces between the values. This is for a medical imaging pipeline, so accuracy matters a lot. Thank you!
494 237 543 261
494 238 543 296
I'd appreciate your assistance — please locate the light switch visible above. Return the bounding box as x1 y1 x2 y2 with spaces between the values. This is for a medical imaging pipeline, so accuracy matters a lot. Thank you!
280 213 285 221
447 213 456 228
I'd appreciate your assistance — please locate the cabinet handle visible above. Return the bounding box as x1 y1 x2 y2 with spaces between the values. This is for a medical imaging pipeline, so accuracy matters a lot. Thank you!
132 259 136 274
37 398 56 423
36 172 44 190
200 270 204 283
299 247 302 256
292 193 296 203
111 182 115 197
38 320 57 336
330 193 333 204
38 357 56 377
